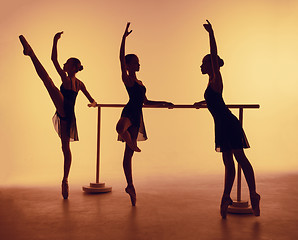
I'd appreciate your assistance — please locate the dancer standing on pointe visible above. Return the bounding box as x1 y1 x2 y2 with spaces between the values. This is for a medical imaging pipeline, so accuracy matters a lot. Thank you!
194 20 260 218
116 23 173 206
19 32 97 199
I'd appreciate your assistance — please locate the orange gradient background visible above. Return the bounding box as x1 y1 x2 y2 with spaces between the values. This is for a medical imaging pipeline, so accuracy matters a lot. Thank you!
1 0 298 185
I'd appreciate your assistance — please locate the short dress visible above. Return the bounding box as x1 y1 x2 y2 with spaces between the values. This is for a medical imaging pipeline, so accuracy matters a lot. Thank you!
118 81 148 141
204 85 249 152
52 84 79 142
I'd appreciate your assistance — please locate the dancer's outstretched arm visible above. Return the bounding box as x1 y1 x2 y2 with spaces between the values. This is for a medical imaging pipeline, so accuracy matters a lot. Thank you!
51 31 67 81
78 80 97 107
203 20 223 92
143 95 173 108
120 22 134 87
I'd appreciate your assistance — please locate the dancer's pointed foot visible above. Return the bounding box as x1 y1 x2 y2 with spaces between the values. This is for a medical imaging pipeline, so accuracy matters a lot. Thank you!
128 143 141 152
250 192 260 216
133 145 141 152
220 195 233 219
62 180 69 199
19 35 33 56
125 185 136 206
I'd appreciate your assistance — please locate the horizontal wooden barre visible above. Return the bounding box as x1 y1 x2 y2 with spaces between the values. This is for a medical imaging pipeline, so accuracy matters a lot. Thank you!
89 102 260 201
96 103 260 109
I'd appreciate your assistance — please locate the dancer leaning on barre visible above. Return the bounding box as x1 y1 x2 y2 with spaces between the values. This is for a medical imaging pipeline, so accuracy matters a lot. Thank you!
19 33 97 199
116 23 173 206
194 20 260 218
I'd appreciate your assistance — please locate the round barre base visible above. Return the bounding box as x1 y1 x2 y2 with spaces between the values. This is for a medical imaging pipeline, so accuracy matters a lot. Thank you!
228 200 253 214
82 182 112 193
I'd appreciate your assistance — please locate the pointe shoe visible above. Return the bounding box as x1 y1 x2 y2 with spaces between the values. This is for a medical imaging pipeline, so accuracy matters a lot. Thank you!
250 193 260 216
19 35 32 56
61 180 69 199
125 186 136 206
220 195 233 219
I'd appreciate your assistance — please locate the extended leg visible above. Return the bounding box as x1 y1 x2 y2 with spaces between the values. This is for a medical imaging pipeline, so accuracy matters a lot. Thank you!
19 35 64 116
233 149 256 193
233 149 260 216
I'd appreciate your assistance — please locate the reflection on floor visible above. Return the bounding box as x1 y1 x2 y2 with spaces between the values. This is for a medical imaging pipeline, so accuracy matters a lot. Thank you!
1 173 298 240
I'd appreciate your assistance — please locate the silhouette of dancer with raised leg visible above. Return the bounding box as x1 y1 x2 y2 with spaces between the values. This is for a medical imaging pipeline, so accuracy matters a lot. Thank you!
194 20 260 218
116 23 173 206
19 33 97 199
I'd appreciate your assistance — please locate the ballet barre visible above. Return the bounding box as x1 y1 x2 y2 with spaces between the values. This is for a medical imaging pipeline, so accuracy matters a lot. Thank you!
83 103 260 214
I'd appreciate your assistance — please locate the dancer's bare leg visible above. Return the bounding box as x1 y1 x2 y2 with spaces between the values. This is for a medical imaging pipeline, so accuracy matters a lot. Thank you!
61 122 71 181
123 144 134 187
220 151 235 218
19 35 64 116
60 121 71 199
233 149 260 216
233 149 257 192
222 151 236 196
123 126 138 206
116 117 141 152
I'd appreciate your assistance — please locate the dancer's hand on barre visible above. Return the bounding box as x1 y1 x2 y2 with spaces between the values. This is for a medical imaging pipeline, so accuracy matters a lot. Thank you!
143 97 174 108
161 101 174 109
88 100 97 108
193 100 206 108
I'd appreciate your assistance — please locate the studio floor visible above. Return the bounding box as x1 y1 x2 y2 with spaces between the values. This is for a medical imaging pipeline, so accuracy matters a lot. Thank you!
1 173 298 240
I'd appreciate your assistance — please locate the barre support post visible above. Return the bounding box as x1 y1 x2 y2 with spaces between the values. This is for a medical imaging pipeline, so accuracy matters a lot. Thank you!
82 106 112 193
96 106 101 183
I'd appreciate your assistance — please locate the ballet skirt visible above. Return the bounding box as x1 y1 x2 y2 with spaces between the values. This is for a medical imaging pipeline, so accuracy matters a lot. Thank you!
204 85 249 152
52 84 78 142
118 81 147 141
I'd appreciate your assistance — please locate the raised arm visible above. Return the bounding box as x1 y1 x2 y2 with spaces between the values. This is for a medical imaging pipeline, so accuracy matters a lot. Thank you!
203 20 223 91
51 31 67 80
120 23 134 86
79 81 97 107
